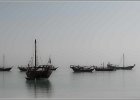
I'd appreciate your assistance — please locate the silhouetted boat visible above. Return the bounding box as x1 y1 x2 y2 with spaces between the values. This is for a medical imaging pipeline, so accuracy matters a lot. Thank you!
107 63 135 70
70 65 95 72
26 39 53 80
0 55 12 71
95 62 116 71
107 54 135 70
95 67 116 71
18 57 34 72
0 67 12 71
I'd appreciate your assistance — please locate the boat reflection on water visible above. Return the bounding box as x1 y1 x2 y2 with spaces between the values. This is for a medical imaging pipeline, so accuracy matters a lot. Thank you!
25 79 53 98
70 71 94 81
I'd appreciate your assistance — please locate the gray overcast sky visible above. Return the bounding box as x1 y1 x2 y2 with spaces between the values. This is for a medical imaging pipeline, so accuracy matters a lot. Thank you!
0 1 139 67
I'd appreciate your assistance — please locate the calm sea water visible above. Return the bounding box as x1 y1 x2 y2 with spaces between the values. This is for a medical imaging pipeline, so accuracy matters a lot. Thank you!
0 65 140 99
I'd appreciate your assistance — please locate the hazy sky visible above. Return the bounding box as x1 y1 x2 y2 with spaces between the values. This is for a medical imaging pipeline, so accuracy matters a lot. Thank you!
0 1 140 67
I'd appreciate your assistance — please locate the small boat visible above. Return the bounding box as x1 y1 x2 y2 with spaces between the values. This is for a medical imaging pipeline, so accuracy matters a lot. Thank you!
18 57 34 72
107 64 135 70
107 54 135 70
117 65 135 70
70 65 95 72
26 39 53 80
0 55 12 71
95 62 116 71
0 67 12 71
95 67 116 71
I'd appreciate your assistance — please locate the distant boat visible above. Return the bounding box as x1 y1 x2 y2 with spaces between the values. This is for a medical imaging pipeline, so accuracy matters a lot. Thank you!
95 62 116 71
18 57 34 72
70 65 95 72
107 54 135 70
26 39 53 80
95 67 116 71
0 67 12 71
0 55 12 71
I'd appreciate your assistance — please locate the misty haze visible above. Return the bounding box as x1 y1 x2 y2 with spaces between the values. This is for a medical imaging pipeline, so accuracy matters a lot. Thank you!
0 1 139 99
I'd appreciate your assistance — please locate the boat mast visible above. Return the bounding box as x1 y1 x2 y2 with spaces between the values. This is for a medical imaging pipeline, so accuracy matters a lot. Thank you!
3 54 5 68
35 39 37 70
123 53 125 67
31 57 33 67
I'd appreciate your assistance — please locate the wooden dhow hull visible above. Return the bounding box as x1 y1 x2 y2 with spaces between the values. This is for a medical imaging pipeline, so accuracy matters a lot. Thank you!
107 64 135 70
70 65 94 72
26 65 52 80
26 39 54 80
0 67 12 71
95 67 116 71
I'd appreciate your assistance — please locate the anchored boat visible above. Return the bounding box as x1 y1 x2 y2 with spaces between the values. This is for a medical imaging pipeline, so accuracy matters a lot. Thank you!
95 62 116 71
0 55 12 71
70 65 95 72
26 39 53 80
107 54 135 70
